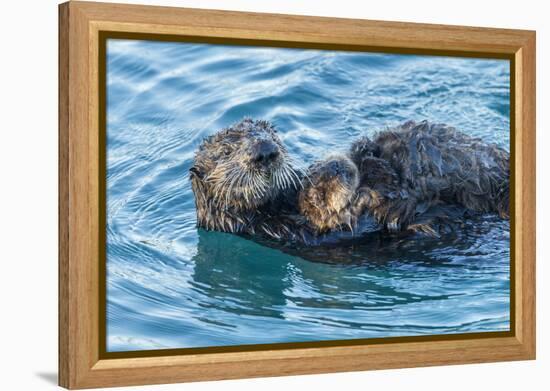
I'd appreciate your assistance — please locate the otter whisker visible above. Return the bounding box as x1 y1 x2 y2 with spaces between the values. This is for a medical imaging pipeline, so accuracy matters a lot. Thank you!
218 169 239 207
280 172 287 191
274 168 284 190
281 165 298 189
229 174 242 205
290 162 310 186
278 165 292 190
212 166 238 201
247 172 261 201
279 169 287 190
230 170 248 206
278 166 291 189
214 173 235 205
249 171 264 200
287 165 303 189
234 171 248 205
255 173 269 199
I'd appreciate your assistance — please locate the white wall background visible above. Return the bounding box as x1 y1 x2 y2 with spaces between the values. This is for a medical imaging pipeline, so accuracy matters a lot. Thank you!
0 0 546 389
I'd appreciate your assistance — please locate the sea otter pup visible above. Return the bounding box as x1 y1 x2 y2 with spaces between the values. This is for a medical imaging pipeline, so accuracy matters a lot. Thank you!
297 155 359 233
189 118 509 244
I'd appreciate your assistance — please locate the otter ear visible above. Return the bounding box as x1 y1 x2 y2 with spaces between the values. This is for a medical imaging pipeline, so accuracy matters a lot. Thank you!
189 166 204 180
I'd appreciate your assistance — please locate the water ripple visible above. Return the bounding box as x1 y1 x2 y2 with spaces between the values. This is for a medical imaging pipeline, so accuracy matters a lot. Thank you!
106 39 510 352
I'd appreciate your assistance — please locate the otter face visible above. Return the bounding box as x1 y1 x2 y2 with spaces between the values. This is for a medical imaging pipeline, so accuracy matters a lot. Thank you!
190 118 300 212
298 155 359 233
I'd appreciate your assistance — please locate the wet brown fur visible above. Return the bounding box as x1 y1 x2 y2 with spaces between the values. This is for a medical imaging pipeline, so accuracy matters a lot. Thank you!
190 119 510 244
349 120 509 235
190 118 306 240
298 155 359 234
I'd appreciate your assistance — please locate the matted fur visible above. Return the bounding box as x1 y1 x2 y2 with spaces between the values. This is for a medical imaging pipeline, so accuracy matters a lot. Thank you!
298 155 359 233
349 120 510 234
190 119 510 244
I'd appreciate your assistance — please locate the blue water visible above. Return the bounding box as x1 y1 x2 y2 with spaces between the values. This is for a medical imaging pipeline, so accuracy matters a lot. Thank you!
106 39 510 352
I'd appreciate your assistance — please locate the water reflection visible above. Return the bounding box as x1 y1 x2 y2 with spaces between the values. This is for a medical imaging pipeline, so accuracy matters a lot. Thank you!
191 230 290 319
190 215 508 328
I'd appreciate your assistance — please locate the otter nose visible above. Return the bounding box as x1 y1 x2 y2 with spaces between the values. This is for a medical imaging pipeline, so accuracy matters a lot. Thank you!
252 141 280 164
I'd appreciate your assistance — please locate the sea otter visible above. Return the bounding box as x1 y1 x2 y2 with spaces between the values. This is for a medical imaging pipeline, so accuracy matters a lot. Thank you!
189 118 308 241
297 154 361 233
189 118 509 245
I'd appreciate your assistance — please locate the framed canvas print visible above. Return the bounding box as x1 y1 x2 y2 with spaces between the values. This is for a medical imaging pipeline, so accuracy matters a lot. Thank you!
58 1 536 389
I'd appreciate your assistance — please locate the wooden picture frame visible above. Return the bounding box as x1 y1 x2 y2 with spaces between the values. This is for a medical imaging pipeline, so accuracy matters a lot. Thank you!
59 1 536 389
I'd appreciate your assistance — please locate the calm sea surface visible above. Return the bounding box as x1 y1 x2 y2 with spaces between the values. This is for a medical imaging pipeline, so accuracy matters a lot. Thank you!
106 39 510 352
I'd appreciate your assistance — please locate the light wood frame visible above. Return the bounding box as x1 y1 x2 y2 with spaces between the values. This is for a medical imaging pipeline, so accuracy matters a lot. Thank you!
59 1 536 389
